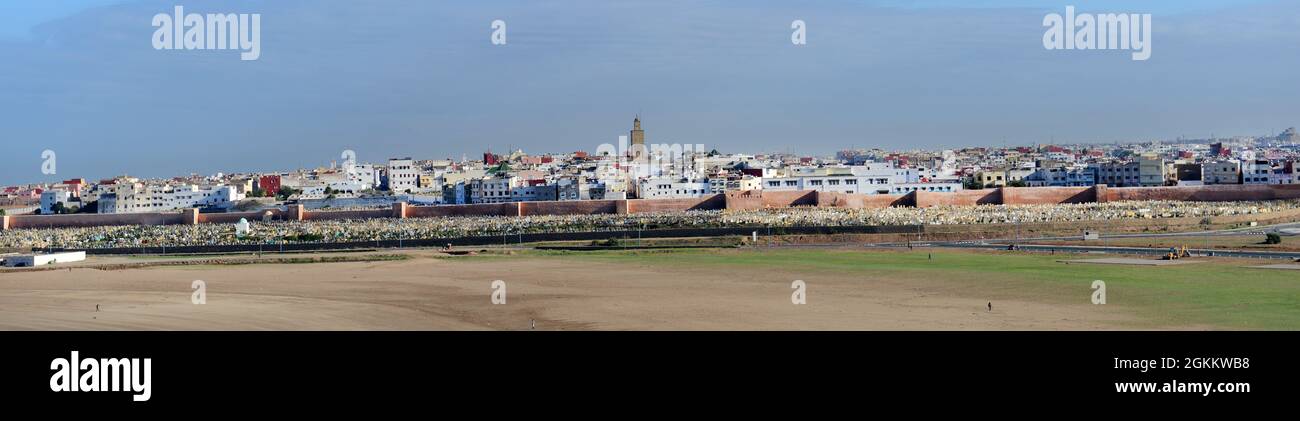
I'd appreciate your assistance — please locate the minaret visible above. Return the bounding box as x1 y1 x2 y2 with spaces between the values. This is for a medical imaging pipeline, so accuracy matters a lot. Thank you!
630 116 645 147
629 116 646 160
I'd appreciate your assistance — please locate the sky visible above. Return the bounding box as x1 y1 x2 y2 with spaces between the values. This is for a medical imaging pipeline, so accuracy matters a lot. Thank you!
1 0 1298 185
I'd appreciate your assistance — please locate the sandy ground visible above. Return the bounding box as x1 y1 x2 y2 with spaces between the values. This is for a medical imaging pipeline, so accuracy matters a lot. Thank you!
0 250 1140 331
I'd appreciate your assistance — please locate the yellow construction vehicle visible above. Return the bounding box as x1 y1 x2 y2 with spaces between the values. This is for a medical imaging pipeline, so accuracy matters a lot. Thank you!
1162 246 1192 260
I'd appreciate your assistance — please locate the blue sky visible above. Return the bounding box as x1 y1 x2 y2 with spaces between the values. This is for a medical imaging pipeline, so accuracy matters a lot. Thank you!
1 0 1297 185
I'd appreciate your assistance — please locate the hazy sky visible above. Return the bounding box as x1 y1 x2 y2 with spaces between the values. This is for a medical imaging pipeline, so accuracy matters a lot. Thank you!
2 0 1298 185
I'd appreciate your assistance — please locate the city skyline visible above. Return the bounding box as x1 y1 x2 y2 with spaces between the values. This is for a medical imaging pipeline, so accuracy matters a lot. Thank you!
3 0 1298 185
4 117 1293 187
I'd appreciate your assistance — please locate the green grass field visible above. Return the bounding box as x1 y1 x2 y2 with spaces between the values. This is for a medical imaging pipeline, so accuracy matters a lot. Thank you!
529 247 1300 330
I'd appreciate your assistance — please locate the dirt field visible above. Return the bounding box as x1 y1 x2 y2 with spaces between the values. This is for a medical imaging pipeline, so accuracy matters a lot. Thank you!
0 248 1161 331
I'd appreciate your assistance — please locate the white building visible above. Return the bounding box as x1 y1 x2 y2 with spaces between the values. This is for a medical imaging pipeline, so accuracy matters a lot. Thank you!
466 176 558 203
636 177 711 199
556 177 593 201
509 184 558 202
760 164 958 195
470 176 515 203
726 176 763 192
1271 162 1300 185
1202 161 1242 185
346 163 381 189
1093 161 1141 187
1024 165 1095 187
40 190 73 214
108 184 243 213
97 194 118 214
386 158 420 193
1243 160 1272 184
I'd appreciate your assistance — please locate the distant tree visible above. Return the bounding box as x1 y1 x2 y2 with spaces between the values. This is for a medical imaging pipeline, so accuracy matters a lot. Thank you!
276 187 300 200
233 200 262 212
1007 180 1028 188
962 177 983 190
50 202 67 215
0 208 6 216
1265 233 1282 245
75 201 98 214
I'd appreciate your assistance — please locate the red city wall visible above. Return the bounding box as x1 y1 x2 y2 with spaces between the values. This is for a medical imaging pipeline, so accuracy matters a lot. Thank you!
724 191 763 211
1001 186 1095 205
407 203 520 218
1106 185 1300 202
304 209 392 221
816 192 909 208
916 189 1001 207
197 210 285 224
761 191 818 207
10 184 1300 231
725 191 818 210
626 195 725 214
521 200 620 216
8 212 187 229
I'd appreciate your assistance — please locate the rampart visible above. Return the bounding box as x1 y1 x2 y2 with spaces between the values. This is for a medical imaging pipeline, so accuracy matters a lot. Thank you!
6 185 1299 231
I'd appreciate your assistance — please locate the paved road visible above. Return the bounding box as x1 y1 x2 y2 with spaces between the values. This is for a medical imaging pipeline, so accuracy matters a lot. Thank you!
976 221 1296 244
861 220 1300 260
886 242 1300 260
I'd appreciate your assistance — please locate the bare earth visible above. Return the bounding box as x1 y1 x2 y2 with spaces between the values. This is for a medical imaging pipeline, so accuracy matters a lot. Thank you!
0 250 1139 330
